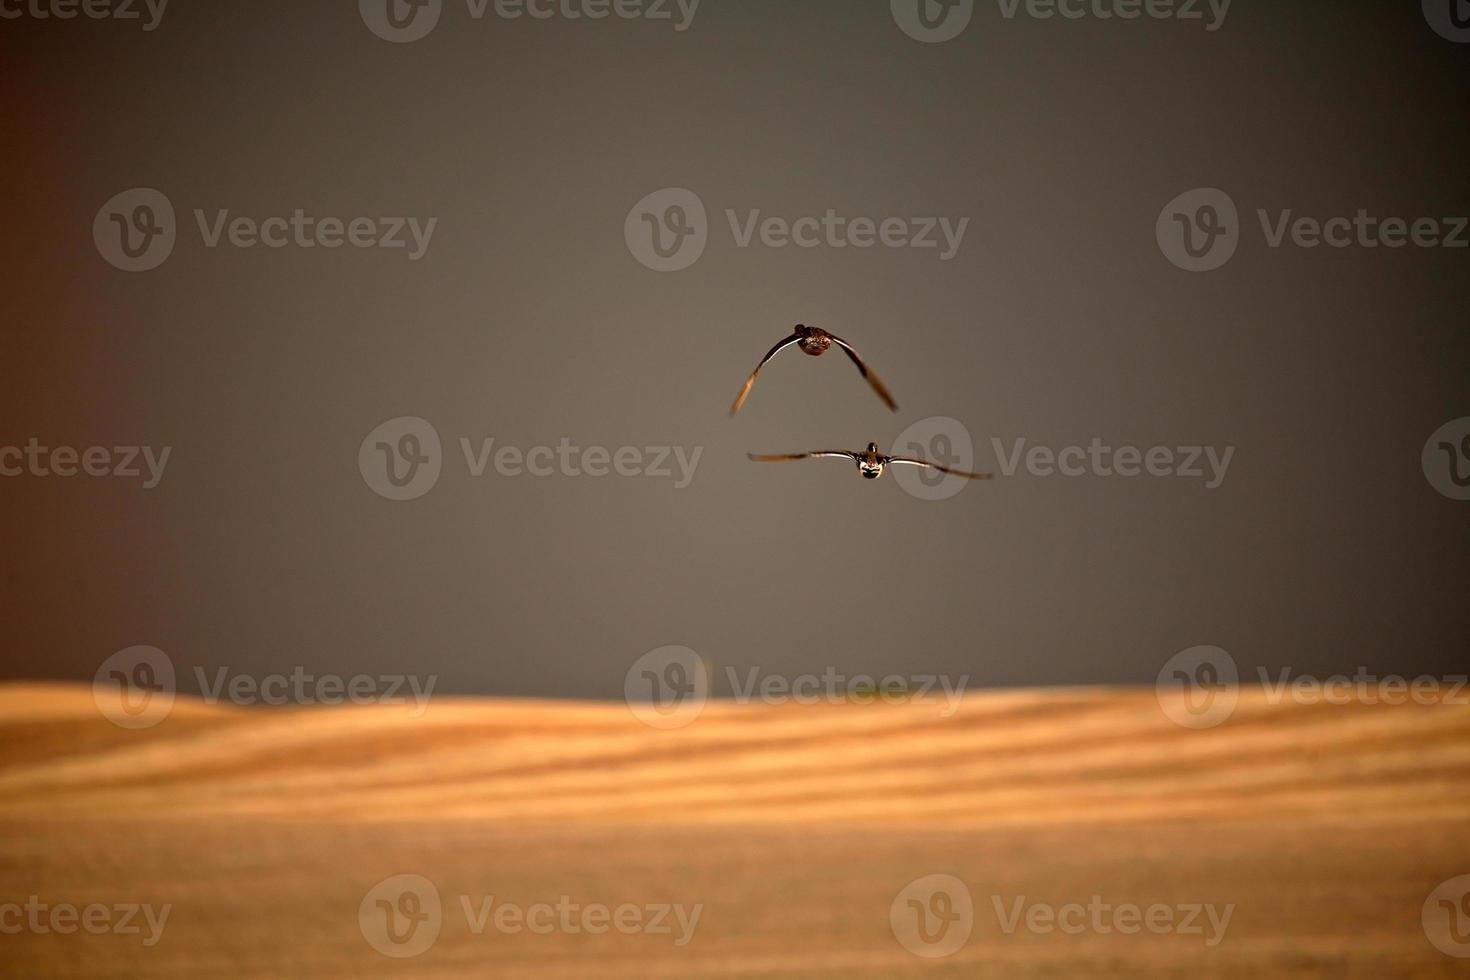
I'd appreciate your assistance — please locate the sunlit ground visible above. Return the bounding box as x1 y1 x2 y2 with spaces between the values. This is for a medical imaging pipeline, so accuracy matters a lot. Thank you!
1 685 1467 977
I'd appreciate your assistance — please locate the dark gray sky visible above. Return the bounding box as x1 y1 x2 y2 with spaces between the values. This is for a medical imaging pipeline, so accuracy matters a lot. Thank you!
2 0 1467 698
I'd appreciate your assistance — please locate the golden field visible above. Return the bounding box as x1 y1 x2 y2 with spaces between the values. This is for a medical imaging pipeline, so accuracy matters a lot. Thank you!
1 683 1467 977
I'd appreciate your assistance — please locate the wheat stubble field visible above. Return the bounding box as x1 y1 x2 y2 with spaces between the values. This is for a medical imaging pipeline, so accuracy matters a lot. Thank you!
0 683 1467 978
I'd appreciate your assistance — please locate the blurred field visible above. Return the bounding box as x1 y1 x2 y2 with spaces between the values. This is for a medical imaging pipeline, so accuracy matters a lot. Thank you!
1 683 1467 978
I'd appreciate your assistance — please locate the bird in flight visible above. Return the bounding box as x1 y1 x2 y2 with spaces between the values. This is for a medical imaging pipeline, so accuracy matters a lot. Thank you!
747 442 992 482
730 324 897 415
